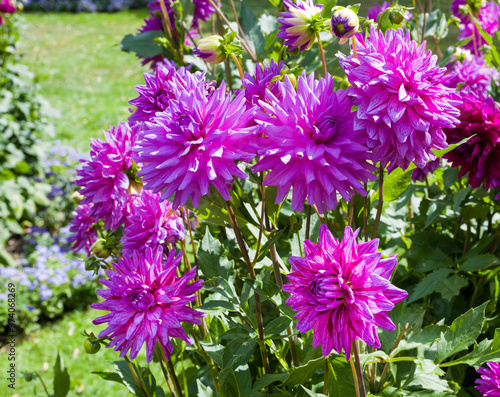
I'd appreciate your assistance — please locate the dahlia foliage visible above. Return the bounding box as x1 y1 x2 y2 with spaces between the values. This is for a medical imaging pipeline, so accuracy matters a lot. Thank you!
68 0 500 395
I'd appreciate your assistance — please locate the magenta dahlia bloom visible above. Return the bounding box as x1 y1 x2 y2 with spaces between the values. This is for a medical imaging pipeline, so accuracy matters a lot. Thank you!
68 203 97 255
192 0 215 29
446 55 500 93
0 0 15 13
411 158 440 182
129 60 206 123
277 0 324 51
367 1 389 21
339 27 461 171
77 122 141 231
241 60 284 109
253 72 376 213
476 361 500 396
135 82 258 208
444 89 500 192
122 190 185 255
92 248 204 362
283 225 407 359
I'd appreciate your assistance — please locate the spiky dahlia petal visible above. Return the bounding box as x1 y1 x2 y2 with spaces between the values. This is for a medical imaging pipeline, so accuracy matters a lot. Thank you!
76 122 141 231
339 27 461 172
91 248 204 362
476 361 500 396
277 0 323 51
121 189 185 255
253 72 376 214
444 89 500 192
135 82 258 208
68 203 97 255
284 224 407 360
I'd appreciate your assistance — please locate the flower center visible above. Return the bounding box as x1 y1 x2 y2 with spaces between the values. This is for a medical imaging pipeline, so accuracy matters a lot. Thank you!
129 287 155 310
310 273 355 306
155 90 170 110
314 116 338 143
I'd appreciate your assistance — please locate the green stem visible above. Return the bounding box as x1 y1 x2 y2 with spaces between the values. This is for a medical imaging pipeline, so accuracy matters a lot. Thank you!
35 372 51 397
155 345 176 396
317 34 327 76
324 355 329 396
124 356 150 397
230 53 245 80
166 359 184 397
353 342 367 397
349 355 360 397
372 164 384 239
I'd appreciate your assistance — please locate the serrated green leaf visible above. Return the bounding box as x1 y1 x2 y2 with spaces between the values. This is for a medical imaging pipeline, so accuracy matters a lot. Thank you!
436 302 488 363
198 229 233 279
460 254 500 272
119 31 164 58
283 356 324 386
408 268 452 303
384 167 414 202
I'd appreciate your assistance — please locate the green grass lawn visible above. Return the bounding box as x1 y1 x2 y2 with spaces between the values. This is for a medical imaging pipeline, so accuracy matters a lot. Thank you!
0 309 164 396
21 12 149 149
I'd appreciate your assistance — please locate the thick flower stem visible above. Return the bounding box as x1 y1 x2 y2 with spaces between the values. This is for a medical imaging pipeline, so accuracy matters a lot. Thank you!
324 356 330 395
167 358 184 397
227 0 254 58
215 16 234 91
349 356 360 397
225 200 273 390
348 198 355 228
351 36 358 59
34 372 51 397
155 345 176 396
230 53 245 80
317 35 327 77
376 322 409 393
413 0 420 44
372 164 384 239
353 341 367 397
125 356 151 397
306 205 311 239
183 207 198 268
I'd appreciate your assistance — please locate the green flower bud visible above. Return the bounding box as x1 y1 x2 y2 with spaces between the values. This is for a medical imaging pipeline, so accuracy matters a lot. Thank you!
84 339 101 354
90 239 110 259
71 191 84 204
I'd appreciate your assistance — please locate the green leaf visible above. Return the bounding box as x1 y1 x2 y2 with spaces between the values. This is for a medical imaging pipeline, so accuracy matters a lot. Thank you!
198 299 239 313
264 317 291 338
435 302 488 363
198 229 232 279
383 167 414 202
119 31 164 58
328 356 356 397
441 328 500 368
460 254 500 272
256 227 287 262
250 373 289 395
111 360 156 396
408 268 452 303
283 356 324 386
92 371 124 384
192 186 248 226
239 2 266 57
436 274 468 301
53 351 70 397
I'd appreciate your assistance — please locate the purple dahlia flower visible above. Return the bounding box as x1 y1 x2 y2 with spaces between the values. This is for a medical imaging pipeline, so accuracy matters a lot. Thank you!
241 60 284 109
444 89 500 192
277 0 324 51
129 60 206 122
446 54 500 93
68 203 97 255
0 0 15 13
135 82 258 208
339 27 461 172
253 72 376 214
122 189 185 255
192 0 215 29
367 1 390 21
411 158 440 182
476 361 500 396
77 122 141 231
92 248 204 362
283 225 407 359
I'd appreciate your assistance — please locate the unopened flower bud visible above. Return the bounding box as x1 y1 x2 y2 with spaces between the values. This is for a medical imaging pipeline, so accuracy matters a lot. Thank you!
84 339 101 354
193 35 226 64
329 7 359 45
71 191 84 204
287 73 297 88
90 238 110 259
